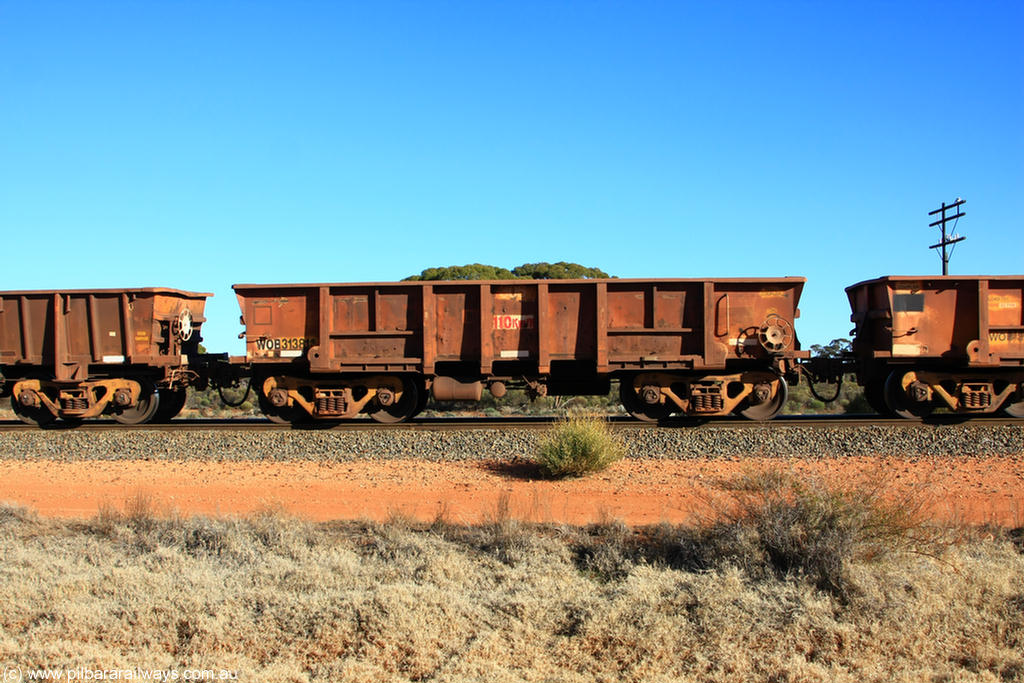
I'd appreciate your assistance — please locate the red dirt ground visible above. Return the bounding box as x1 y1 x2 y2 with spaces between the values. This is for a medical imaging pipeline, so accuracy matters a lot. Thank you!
2 456 1023 526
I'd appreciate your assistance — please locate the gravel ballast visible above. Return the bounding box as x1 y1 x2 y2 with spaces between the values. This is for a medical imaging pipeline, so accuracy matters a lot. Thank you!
0 423 1021 461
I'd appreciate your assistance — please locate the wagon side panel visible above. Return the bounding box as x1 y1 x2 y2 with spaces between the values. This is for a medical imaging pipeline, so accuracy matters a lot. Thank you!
604 281 706 369
885 279 974 360
432 284 481 367
324 284 422 371
237 286 319 362
0 293 37 365
848 281 885 359
544 283 596 362
88 294 129 364
3 295 56 366
705 280 804 366
488 282 537 367
984 279 1024 362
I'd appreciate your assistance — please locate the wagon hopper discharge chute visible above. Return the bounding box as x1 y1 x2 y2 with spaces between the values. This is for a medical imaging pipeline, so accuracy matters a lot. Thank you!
233 277 809 423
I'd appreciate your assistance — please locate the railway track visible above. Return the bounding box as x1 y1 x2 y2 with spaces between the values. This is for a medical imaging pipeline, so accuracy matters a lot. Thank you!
0 413 1019 432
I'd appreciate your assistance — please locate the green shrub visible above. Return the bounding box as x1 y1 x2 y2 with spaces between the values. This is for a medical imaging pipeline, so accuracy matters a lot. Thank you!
534 414 624 478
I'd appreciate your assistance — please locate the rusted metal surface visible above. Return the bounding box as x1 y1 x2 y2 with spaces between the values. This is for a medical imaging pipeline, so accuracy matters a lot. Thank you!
847 276 1024 364
0 288 211 424
846 276 1024 417
234 278 807 421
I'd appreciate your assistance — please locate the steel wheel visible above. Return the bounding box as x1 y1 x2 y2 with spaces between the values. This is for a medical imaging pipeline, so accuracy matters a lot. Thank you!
11 394 56 427
153 387 188 422
410 380 429 419
619 381 670 422
1003 394 1024 418
864 380 893 417
884 370 933 419
257 393 298 424
368 378 419 424
739 377 788 421
112 381 161 425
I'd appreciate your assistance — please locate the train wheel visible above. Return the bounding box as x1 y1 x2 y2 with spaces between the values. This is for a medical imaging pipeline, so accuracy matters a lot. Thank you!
739 377 788 421
368 378 419 424
619 381 670 422
256 393 298 424
10 394 57 427
411 379 429 419
1003 394 1024 418
153 387 188 422
864 380 893 417
883 371 933 419
112 381 161 425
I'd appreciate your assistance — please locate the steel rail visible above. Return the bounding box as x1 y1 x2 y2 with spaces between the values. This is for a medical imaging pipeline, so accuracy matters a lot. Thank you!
0 414 1019 432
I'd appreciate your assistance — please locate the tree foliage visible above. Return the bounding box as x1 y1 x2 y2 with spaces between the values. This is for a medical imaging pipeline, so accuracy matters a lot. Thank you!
511 262 610 279
809 338 851 358
404 264 515 281
405 262 611 281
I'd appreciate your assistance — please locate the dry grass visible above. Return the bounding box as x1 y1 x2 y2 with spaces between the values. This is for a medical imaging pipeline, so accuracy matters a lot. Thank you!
693 467 945 600
534 413 624 478
1 478 1022 682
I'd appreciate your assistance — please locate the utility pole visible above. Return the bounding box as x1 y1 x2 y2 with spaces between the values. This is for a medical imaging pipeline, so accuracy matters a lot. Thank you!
928 198 966 275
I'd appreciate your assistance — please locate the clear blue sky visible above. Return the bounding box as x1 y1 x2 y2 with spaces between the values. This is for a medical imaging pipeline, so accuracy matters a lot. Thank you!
2 1 1021 353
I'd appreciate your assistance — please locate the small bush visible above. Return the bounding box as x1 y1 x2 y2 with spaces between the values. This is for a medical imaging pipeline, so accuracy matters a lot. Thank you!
700 468 936 598
534 414 624 478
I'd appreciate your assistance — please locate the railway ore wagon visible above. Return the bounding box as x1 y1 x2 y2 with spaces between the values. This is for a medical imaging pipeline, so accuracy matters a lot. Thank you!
0 288 210 425
847 275 1024 417
234 277 808 423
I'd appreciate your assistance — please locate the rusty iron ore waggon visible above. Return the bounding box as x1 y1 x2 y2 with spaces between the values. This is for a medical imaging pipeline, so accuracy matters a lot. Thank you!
4 275 1021 427
0 288 215 425
233 277 808 423
844 276 1024 418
